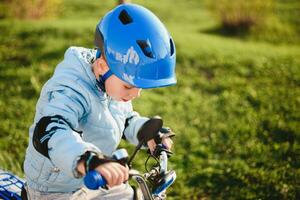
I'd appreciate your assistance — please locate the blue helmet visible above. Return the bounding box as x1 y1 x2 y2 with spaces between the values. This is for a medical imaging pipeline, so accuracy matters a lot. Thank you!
94 3 176 89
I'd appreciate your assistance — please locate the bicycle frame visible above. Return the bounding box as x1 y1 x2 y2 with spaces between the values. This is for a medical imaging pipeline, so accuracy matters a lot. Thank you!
0 171 24 200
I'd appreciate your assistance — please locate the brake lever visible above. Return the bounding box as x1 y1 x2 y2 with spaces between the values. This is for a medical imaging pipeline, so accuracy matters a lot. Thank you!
151 144 173 158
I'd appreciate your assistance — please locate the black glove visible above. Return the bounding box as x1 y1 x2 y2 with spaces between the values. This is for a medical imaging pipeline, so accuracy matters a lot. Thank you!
137 117 175 146
78 152 114 174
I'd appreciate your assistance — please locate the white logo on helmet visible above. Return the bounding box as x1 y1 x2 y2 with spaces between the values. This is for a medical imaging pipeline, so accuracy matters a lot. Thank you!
108 46 139 65
123 73 134 85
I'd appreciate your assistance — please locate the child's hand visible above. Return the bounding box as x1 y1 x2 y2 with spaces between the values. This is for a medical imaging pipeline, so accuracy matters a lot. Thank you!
147 137 173 154
95 162 129 188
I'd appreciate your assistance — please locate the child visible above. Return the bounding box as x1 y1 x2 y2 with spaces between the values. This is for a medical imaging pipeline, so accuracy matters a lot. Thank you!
23 3 176 200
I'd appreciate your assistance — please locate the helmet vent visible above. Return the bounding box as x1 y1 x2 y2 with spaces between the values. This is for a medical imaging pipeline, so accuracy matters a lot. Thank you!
119 9 133 25
137 40 154 58
170 38 175 56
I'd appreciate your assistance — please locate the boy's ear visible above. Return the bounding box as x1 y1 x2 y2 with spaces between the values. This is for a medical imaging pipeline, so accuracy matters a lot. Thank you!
95 56 109 75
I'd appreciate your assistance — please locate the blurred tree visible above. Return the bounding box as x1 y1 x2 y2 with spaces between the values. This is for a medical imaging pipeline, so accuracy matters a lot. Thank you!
207 0 274 34
118 0 130 5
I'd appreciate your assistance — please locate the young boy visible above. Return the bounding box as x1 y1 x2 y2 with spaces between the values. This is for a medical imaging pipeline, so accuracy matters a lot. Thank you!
23 3 176 200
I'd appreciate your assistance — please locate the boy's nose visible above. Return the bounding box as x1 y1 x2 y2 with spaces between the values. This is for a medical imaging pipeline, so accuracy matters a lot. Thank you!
130 88 142 98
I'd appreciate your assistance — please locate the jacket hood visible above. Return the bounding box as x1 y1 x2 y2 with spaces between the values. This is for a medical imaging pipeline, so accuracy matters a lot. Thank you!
53 47 106 98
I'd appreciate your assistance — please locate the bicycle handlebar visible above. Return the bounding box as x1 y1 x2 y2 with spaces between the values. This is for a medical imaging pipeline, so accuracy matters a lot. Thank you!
83 144 174 198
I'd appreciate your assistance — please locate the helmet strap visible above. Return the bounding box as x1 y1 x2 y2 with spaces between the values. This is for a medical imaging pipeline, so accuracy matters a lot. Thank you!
95 49 113 92
96 48 101 59
101 70 113 82
96 70 113 92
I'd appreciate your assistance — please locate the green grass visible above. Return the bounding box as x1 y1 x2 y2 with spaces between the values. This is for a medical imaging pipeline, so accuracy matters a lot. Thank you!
0 0 299 199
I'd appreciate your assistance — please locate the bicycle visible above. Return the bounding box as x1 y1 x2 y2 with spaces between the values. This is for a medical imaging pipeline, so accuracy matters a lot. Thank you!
0 169 24 200
84 117 177 200
84 145 176 200
0 118 176 200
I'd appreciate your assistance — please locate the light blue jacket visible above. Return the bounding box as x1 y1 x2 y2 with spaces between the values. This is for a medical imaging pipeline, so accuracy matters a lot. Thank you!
24 47 149 192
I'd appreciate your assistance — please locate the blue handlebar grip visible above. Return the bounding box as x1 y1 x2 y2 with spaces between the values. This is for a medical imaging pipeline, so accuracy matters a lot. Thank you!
84 170 107 190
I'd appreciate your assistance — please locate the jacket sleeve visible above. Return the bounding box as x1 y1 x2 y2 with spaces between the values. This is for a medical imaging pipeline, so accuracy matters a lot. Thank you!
39 83 101 178
122 103 149 146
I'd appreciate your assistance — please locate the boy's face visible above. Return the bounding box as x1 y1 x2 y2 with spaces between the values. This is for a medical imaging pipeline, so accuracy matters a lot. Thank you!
105 75 142 102
93 55 142 102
